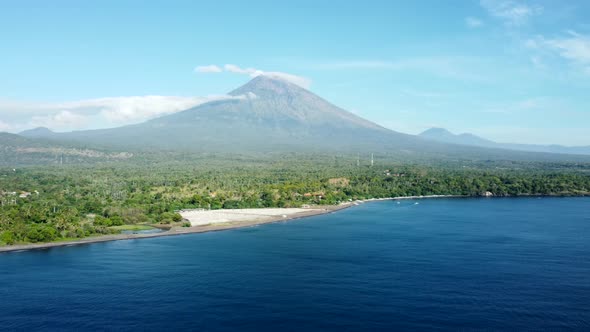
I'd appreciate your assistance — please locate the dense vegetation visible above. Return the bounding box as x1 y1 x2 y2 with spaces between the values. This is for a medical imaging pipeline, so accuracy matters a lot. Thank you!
1 154 589 245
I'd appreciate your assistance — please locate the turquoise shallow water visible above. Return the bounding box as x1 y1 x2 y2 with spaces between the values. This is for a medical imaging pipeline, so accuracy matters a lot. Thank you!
1 197 589 331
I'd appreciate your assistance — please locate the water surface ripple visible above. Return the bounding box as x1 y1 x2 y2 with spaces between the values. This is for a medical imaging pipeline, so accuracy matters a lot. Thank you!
1 198 589 331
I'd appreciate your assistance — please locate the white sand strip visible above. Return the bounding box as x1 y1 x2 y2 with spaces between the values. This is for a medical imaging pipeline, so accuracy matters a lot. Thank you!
180 208 320 226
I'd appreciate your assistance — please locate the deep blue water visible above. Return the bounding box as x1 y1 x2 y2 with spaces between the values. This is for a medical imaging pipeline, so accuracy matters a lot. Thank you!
1 197 590 331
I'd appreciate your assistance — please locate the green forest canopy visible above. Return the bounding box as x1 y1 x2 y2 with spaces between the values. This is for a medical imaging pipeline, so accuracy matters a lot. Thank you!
1 153 589 245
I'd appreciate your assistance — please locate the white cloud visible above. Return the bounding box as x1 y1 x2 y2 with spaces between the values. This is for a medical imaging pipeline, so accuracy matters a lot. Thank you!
194 63 312 88
194 65 222 73
262 72 312 89
224 64 311 88
465 17 484 28
480 0 542 25
0 95 255 132
0 120 13 132
30 110 88 130
544 32 590 64
526 32 590 73
224 64 264 76
91 96 218 122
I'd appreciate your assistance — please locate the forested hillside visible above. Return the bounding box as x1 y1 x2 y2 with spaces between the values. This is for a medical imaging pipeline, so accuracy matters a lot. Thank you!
0 133 133 166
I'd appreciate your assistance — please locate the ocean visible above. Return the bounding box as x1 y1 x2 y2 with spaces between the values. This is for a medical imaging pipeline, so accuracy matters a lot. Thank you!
1 197 589 331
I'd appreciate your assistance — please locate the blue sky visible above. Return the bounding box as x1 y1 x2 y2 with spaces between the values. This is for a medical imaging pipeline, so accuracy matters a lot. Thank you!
1 0 589 145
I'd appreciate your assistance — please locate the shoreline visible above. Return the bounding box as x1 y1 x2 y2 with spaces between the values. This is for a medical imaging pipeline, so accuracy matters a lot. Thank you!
0 204 352 254
1 194 587 254
359 194 467 202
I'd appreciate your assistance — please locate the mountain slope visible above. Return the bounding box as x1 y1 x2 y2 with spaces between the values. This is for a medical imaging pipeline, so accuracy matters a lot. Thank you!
419 128 590 156
44 76 416 152
135 75 400 150
19 127 56 139
20 76 590 162
420 128 494 146
227 75 385 131
0 132 133 166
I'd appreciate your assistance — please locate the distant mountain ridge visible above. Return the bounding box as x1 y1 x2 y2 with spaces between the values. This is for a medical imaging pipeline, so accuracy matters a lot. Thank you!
18 76 426 153
419 128 590 156
19 127 56 138
8 75 590 162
